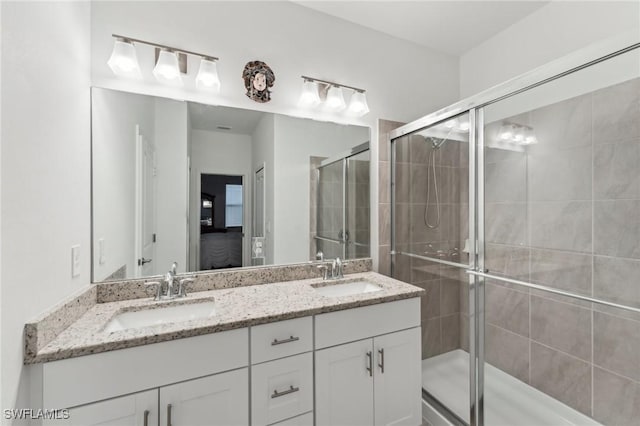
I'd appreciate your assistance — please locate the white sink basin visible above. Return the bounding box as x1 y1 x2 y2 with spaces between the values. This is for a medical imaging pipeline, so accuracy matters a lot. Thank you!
104 301 216 333
313 281 382 297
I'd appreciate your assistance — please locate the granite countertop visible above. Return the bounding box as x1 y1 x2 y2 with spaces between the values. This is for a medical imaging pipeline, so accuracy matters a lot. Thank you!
25 271 424 364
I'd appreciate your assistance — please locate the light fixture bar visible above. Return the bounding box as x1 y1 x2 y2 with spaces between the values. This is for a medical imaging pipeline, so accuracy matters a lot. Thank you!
112 34 219 61
301 75 365 93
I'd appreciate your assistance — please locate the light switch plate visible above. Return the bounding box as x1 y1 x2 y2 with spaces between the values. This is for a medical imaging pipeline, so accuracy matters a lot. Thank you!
71 245 80 278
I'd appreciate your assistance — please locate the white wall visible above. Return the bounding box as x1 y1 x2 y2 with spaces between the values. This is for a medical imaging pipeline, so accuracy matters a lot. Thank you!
251 114 276 265
0 0 91 417
460 1 640 98
189 129 253 266
272 115 369 264
92 89 155 281
154 99 189 273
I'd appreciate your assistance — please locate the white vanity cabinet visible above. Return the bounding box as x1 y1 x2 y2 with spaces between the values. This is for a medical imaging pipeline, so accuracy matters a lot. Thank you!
250 317 314 426
34 328 249 426
160 369 249 426
314 298 422 426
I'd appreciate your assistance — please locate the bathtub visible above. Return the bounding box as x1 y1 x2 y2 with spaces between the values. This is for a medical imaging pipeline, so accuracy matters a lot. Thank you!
422 349 601 426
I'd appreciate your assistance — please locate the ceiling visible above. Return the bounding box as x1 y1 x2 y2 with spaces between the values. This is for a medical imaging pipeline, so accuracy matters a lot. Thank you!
188 103 265 135
294 1 550 55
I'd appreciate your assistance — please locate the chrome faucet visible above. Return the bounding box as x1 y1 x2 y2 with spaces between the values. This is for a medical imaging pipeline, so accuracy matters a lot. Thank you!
146 262 194 301
332 257 344 279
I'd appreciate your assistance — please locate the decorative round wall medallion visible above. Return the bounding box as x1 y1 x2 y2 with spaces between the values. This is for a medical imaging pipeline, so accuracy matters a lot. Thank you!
242 61 275 103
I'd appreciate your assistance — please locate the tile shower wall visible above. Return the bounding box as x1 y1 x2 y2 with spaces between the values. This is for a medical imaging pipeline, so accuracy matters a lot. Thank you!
482 77 640 425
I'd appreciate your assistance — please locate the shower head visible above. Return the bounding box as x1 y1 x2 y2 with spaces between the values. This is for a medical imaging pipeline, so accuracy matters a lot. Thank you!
428 137 447 150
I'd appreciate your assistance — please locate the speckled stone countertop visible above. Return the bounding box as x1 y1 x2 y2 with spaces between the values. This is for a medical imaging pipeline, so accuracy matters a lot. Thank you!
25 271 423 364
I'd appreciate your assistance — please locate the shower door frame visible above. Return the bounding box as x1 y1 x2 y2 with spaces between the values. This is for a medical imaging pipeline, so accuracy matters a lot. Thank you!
315 141 370 260
389 36 640 426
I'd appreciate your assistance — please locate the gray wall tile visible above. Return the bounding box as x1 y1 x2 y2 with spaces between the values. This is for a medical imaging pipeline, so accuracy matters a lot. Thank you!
530 93 592 152
593 256 640 309
594 200 640 259
486 283 530 337
530 342 592 416
441 314 461 352
593 78 640 145
485 202 528 246
530 201 592 252
486 324 530 383
528 147 592 201
594 140 640 200
593 367 640 426
593 312 640 381
531 296 592 361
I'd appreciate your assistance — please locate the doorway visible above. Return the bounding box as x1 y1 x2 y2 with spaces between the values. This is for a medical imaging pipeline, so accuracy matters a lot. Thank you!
198 174 244 270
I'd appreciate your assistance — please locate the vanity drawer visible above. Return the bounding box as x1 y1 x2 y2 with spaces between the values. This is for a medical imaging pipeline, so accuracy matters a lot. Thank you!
272 412 313 425
251 352 313 426
315 298 420 349
251 316 312 364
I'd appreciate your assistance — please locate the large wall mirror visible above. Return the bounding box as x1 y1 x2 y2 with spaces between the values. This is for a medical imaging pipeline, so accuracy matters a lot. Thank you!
92 88 371 281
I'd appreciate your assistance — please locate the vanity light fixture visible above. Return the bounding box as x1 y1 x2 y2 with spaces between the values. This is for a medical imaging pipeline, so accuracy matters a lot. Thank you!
107 37 142 79
153 48 183 86
196 57 221 92
108 34 221 91
299 76 369 117
298 79 321 107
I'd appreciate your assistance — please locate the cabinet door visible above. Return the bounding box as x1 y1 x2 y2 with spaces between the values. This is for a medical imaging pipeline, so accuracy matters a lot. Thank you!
373 327 422 426
315 339 374 426
159 368 248 426
43 389 157 426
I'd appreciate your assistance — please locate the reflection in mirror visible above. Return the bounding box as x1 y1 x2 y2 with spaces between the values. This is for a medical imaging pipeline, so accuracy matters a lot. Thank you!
92 88 370 282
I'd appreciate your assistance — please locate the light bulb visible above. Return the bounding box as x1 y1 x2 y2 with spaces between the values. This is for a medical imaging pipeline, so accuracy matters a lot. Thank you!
457 121 470 132
347 91 369 117
444 119 456 129
107 38 141 79
153 49 183 86
523 128 537 145
325 86 346 112
196 58 220 92
498 124 513 140
514 132 524 142
298 80 321 108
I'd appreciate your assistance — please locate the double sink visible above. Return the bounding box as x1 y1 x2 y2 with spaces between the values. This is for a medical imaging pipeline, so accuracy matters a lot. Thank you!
103 280 382 333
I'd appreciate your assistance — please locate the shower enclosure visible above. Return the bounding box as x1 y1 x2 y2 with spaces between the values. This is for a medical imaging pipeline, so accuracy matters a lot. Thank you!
315 142 370 260
390 42 640 426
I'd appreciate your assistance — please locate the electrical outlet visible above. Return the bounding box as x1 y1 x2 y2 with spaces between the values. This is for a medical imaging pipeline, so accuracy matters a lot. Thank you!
71 245 81 278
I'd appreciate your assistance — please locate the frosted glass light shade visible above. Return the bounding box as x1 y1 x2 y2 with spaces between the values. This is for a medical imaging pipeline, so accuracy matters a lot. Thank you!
107 39 141 79
196 58 221 91
347 91 369 116
153 49 183 86
298 80 321 107
325 86 346 112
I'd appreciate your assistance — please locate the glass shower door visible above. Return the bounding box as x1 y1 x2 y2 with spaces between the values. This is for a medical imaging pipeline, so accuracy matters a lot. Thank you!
391 111 475 425
478 45 640 426
346 149 371 259
317 159 346 259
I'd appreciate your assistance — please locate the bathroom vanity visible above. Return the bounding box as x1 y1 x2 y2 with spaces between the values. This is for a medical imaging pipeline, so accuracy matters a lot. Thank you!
25 262 424 426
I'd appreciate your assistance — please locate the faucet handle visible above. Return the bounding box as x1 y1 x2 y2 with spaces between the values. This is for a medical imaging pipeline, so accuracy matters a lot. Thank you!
145 281 162 300
316 264 329 280
178 278 195 297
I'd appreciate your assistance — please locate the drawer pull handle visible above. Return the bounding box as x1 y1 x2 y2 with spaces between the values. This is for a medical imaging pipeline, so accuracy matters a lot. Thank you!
378 348 385 373
167 404 172 426
271 336 300 346
143 410 150 426
366 351 373 377
271 385 300 399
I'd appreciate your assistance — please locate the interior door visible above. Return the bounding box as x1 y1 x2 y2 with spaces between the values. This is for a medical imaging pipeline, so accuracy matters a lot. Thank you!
159 369 249 426
135 126 156 277
315 339 374 426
